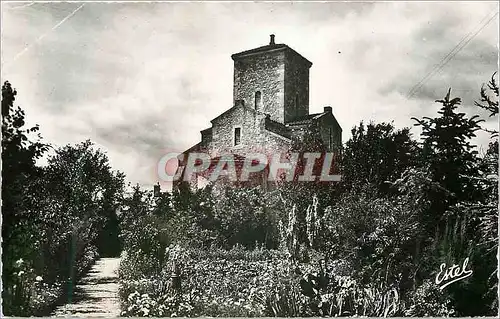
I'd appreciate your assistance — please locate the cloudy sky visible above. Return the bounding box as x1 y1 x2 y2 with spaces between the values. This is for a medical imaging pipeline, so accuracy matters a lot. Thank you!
1 1 499 190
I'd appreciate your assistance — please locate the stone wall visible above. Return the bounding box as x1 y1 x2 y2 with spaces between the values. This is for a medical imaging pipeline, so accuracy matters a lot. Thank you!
209 104 291 158
232 51 285 123
284 50 310 123
201 128 212 147
317 113 342 153
176 41 342 190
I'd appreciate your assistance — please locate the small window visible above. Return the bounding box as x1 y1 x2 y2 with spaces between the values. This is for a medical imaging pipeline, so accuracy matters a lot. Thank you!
255 91 262 110
234 127 241 146
329 127 333 149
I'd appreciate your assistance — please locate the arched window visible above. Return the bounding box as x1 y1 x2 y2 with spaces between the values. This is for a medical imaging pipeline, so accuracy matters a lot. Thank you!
254 91 262 110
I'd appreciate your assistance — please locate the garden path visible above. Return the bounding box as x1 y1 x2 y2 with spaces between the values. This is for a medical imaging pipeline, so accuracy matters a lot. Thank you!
53 257 121 317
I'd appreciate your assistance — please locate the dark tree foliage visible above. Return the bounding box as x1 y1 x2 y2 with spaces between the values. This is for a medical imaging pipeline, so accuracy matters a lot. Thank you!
2 81 125 316
411 85 496 316
448 73 499 315
120 185 170 265
213 186 280 249
413 89 483 226
41 141 125 260
2 81 49 315
4 69 498 316
272 129 340 251
152 187 172 218
1 81 49 249
341 121 419 195
475 72 499 137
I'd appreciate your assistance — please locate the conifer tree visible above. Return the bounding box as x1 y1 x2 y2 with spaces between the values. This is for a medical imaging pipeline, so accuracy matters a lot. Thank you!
413 89 483 220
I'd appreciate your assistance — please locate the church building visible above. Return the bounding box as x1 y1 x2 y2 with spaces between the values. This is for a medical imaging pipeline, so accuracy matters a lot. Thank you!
175 35 342 189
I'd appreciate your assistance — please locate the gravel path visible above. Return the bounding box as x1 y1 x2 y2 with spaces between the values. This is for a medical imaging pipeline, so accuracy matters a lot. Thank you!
53 257 121 317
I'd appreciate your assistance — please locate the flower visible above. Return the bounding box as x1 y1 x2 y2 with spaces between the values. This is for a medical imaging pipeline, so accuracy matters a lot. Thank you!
18 271 25 277
36 276 43 282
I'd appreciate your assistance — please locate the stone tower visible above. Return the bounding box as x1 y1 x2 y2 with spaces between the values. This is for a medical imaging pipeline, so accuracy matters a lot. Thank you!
231 34 313 124
174 35 342 190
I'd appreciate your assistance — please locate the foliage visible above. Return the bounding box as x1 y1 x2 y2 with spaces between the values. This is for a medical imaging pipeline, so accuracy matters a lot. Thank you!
32 140 125 286
403 279 455 316
413 88 483 208
410 83 498 315
119 245 288 317
473 73 499 256
5 70 499 317
475 72 499 137
119 245 414 317
212 187 279 249
443 74 499 314
341 121 419 195
2 81 125 316
2 81 50 315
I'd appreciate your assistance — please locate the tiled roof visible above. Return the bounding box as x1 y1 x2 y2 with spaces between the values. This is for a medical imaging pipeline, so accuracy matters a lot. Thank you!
231 43 312 67
179 142 202 158
286 112 327 125
210 102 267 123
264 117 291 139
231 44 288 59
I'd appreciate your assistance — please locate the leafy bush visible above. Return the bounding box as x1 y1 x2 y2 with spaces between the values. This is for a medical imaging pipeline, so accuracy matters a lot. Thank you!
118 178 465 317
119 245 291 317
2 246 99 316
2 81 123 316
404 280 455 316
119 245 426 317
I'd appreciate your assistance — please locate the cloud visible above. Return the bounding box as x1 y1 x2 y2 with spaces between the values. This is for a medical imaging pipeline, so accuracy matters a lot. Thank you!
1 2 498 189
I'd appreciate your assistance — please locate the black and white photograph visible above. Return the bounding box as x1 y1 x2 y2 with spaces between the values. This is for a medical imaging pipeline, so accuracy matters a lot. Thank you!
1 1 499 317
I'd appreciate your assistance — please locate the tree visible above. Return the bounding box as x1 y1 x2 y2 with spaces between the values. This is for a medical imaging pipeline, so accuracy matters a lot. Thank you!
453 73 499 314
341 121 419 195
472 72 499 255
1 81 49 315
213 186 278 249
268 129 340 257
475 72 499 137
40 140 125 269
120 185 166 262
413 89 483 232
411 84 497 316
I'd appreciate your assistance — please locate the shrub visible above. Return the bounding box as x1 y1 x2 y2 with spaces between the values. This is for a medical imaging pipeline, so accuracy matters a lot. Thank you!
404 280 455 316
2 245 99 316
119 245 422 317
119 245 291 317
